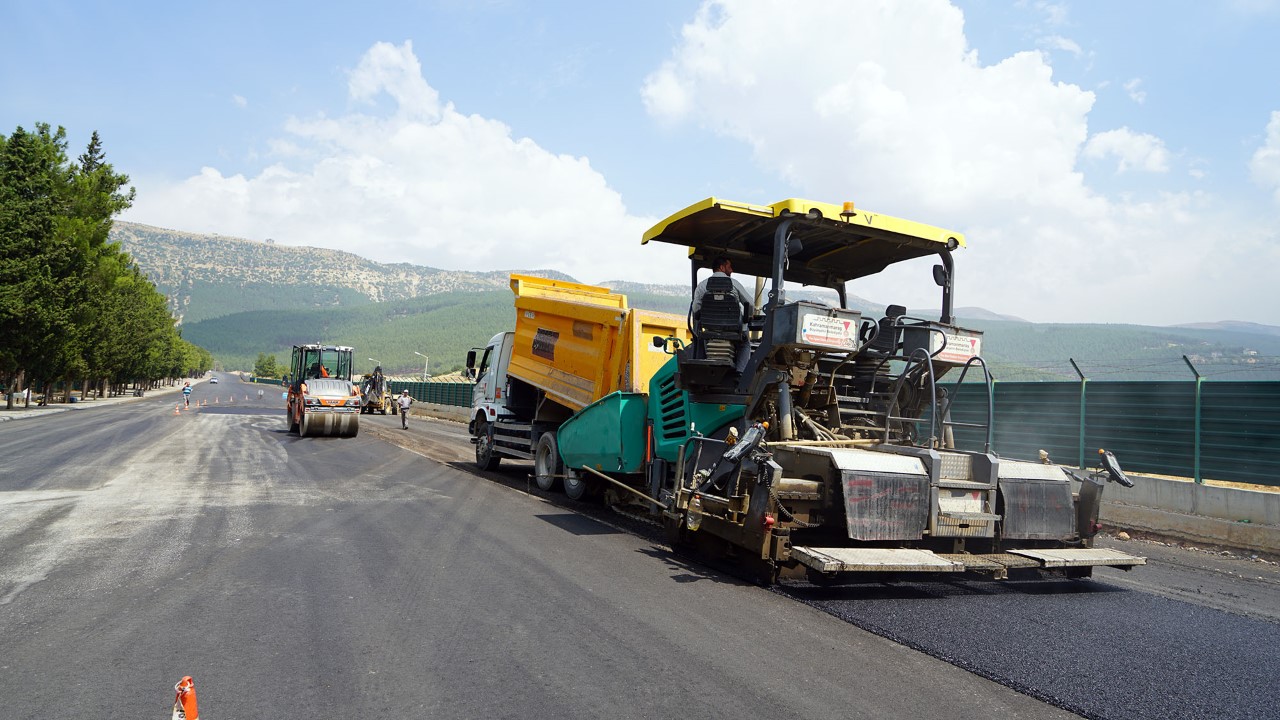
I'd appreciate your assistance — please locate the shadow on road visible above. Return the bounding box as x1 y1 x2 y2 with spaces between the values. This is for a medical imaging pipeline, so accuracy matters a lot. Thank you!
535 512 623 536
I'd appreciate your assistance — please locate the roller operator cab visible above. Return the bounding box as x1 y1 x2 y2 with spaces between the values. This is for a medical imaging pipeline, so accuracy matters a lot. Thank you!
285 344 361 438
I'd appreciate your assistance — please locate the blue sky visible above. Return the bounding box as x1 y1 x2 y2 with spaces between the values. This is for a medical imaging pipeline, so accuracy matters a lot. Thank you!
4 0 1279 326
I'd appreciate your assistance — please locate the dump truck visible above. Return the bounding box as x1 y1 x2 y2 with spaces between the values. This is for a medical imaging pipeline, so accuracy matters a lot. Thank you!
359 367 389 415
466 275 689 497
468 199 1145 584
285 344 361 437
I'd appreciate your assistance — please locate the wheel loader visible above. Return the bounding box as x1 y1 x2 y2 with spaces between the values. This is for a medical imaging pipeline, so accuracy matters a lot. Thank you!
359 367 389 415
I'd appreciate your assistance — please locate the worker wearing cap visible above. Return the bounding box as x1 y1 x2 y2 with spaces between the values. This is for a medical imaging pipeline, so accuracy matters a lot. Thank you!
397 389 414 429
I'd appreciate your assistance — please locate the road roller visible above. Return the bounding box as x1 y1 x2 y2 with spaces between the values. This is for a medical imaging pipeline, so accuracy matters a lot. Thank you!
284 343 361 438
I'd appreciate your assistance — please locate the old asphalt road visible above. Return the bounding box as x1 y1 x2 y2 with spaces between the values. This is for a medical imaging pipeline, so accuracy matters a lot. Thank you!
2 374 1076 719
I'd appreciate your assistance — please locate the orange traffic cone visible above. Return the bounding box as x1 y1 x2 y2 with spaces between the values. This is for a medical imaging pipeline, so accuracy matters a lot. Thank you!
172 676 198 719
174 404 181 415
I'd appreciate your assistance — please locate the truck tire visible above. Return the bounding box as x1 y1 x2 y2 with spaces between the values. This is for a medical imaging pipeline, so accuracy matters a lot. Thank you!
475 419 501 471
534 433 562 491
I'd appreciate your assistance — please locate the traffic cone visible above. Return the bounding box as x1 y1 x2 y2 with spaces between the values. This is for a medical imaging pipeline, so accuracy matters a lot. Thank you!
172 676 198 719
174 404 181 415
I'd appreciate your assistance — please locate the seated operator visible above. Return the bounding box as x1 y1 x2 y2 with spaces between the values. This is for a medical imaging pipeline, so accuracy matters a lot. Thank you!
692 255 753 319
691 255 754 372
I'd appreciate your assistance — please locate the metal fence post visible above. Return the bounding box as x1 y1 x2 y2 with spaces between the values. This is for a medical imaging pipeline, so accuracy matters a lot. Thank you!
1183 355 1203 484
1070 359 1087 469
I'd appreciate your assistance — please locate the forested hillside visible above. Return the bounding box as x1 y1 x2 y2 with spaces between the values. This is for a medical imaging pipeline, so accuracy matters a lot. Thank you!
122 222 1280 381
961 321 1280 381
184 290 515 377
110 221 570 324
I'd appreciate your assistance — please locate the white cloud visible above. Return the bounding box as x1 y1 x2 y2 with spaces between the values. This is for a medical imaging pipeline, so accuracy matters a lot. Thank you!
1084 127 1171 173
1123 77 1146 104
1039 34 1082 56
1034 1 1070 26
1227 0 1279 14
640 0 1276 324
232 94 248 108
125 41 686 284
1250 111 1280 203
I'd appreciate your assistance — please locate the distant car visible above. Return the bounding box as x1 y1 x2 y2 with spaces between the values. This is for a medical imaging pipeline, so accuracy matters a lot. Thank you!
210 377 219 384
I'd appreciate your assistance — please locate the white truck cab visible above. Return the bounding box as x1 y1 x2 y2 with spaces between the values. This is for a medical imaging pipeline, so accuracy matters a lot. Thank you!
468 331 515 435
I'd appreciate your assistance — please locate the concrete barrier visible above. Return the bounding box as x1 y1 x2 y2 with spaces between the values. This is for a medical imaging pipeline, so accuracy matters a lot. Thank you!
1103 475 1280 556
407 403 470 423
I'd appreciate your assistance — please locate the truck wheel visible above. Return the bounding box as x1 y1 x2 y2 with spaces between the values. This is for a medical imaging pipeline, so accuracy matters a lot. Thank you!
475 419 501 471
534 433 562 491
563 469 593 501
380 408 387 416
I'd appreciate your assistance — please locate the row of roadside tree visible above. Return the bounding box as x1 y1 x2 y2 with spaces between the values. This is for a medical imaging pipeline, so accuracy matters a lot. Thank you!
0 123 212 408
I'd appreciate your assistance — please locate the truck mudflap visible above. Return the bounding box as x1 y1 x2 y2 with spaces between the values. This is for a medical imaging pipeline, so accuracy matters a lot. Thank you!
791 546 1146 575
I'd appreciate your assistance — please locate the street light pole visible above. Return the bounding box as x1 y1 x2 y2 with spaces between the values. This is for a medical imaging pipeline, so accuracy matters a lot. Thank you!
368 357 381 368
414 351 429 382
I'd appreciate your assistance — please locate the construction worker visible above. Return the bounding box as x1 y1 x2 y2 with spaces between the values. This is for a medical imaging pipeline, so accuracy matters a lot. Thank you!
182 382 192 408
397 390 413 429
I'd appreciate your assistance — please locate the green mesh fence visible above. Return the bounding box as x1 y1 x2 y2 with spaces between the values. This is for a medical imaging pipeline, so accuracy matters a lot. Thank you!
942 380 1280 486
387 380 472 407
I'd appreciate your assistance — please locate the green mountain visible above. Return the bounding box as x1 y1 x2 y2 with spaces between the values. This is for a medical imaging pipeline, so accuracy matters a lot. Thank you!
111 222 1280 381
110 221 570 324
183 290 514 377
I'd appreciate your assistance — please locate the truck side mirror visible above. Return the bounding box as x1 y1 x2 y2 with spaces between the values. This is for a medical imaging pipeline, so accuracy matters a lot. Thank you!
465 349 476 369
933 264 949 287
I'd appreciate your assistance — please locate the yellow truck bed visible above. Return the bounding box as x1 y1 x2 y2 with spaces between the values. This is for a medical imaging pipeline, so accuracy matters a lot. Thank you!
506 274 689 412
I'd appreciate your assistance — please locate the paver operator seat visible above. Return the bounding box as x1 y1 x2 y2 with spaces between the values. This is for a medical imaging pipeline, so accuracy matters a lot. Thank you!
693 275 749 366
